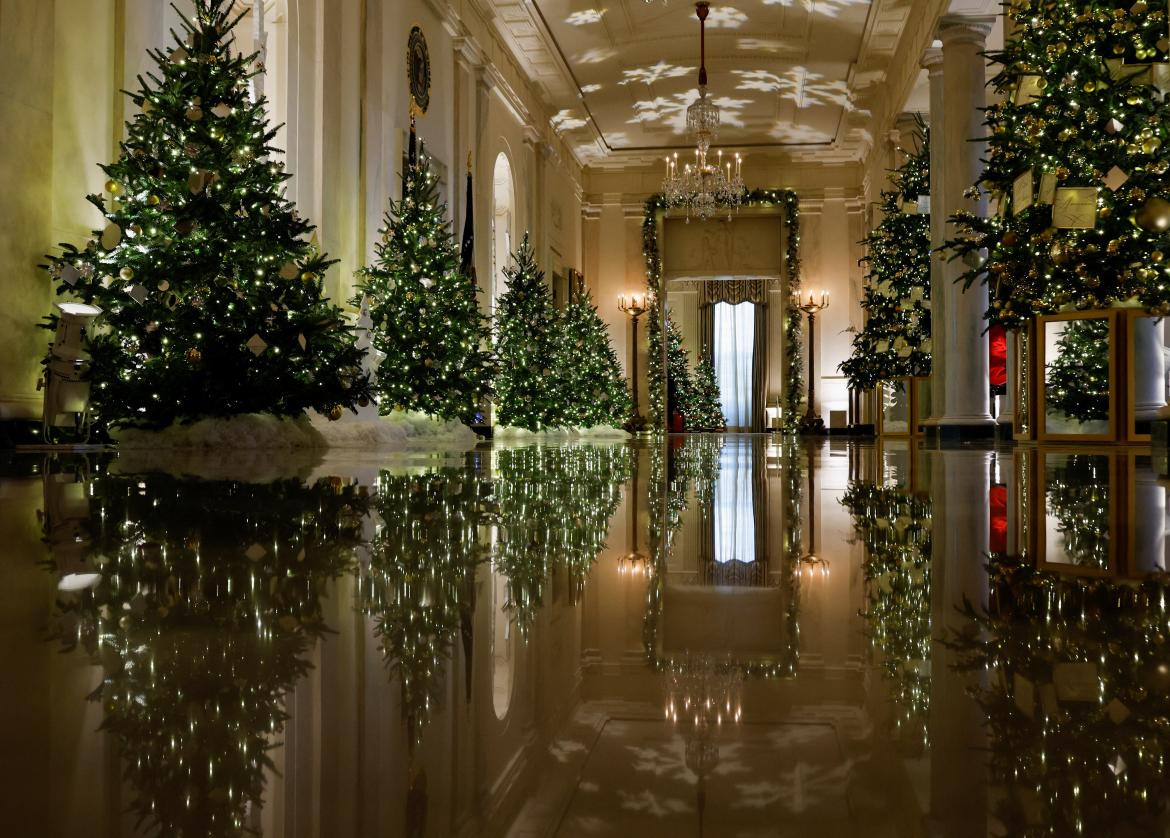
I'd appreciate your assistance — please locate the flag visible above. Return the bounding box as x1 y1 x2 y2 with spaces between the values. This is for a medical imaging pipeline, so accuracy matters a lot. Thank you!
460 152 475 281
401 111 418 199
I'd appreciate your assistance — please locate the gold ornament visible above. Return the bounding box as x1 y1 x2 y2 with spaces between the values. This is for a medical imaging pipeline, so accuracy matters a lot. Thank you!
185 347 202 364
300 271 318 283
104 179 121 195
148 194 161 206
328 405 344 421
119 266 134 281
1136 197 1170 232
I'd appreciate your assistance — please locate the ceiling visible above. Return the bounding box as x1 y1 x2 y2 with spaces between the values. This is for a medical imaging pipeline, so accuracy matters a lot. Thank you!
487 0 923 166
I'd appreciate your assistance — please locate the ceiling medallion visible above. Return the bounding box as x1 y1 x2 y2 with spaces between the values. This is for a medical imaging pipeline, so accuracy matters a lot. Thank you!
662 2 746 221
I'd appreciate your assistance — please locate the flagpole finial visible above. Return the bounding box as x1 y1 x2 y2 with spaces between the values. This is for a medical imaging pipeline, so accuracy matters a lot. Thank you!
409 97 420 126
467 151 472 174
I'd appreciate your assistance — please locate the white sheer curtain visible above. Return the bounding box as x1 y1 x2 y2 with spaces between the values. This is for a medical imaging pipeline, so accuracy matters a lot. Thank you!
713 443 756 564
714 302 755 429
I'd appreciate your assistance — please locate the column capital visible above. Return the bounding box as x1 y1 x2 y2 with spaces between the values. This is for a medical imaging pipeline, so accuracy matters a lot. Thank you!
922 46 944 74
938 15 995 48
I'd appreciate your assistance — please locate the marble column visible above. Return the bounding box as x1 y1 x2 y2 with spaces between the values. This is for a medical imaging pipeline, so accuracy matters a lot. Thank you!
923 48 947 430
1133 317 1168 420
938 17 997 439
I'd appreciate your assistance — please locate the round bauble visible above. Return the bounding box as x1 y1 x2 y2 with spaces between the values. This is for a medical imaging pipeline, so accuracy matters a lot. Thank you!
1136 197 1170 233
185 347 202 364
328 405 344 421
300 271 318 283
104 179 121 195
119 266 134 281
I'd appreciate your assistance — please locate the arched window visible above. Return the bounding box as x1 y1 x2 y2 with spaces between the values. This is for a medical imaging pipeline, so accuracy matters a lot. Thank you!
491 152 516 313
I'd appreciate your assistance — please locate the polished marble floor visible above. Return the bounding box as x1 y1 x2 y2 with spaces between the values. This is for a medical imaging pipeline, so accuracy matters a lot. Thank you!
2 437 1168 837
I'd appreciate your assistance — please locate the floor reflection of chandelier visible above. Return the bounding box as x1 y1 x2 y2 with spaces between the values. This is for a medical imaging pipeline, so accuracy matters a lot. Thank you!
662 2 746 221
665 654 743 728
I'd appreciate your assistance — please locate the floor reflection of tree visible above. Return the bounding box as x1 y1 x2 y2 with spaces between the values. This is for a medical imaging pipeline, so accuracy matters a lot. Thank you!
48 473 366 837
842 481 932 754
946 556 1170 836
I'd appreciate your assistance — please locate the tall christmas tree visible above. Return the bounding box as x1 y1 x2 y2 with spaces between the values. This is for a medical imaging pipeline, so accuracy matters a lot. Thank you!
556 285 632 428
43 0 369 430
841 124 931 391
646 305 696 430
356 125 494 423
493 235 566 430
689 354 726 430
1045 318 1111 422
949 1 1170 327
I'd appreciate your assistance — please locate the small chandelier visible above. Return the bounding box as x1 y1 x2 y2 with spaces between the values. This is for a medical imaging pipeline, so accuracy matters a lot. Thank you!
662 2 746 221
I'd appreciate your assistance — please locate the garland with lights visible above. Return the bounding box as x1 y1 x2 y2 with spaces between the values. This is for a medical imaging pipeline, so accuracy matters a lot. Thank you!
946 555 1170 835
359 467 491 743
842 481 932 752
840 124 932 391
642 190 802 432
493 234 569 430
51 471 366 836
43 0 370 430
947 0 1170 328
556 284 633 427
356 130 494 424
642 437 799 678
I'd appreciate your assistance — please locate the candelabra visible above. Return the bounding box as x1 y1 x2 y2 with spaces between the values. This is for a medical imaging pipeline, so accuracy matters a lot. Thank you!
619 293 651 432
793 289 829 435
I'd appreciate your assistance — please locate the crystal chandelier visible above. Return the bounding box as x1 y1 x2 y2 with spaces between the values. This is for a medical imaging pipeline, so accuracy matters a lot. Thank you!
662 2 746 221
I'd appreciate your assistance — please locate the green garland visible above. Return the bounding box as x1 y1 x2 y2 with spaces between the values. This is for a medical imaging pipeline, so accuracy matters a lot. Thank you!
642 190 803 432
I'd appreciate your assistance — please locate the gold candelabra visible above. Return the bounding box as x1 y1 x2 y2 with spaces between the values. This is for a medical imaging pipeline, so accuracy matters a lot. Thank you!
793 289 830 435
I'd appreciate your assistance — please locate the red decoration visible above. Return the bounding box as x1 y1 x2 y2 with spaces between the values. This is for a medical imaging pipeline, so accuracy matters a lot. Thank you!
990 483 1008 554
989 324 1008 389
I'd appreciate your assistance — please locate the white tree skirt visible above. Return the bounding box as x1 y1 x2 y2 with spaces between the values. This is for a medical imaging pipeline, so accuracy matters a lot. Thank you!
110 409 479 450
494 424 630 442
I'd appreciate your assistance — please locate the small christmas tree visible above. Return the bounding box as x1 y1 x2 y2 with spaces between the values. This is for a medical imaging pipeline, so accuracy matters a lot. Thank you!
557 285 632 427
493 235 566 430
43 0 368 430
689 353 726 430
1045 318 1111 423
356 127 494 423
841 123 931 391
646 305 696 430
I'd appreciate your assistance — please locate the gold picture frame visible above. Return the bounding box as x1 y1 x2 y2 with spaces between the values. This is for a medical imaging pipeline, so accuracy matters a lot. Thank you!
1036 310 1119 443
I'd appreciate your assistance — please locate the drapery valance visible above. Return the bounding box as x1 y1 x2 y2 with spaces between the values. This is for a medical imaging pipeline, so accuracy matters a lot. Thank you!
698 278 769 308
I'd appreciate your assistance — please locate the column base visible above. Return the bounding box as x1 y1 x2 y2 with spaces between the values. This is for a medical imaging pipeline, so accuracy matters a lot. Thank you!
995 422 1016 444
937 421 998 446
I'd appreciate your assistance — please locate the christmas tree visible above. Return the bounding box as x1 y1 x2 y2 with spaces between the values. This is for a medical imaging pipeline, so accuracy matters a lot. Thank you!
356 127 494 423
646 305 696 430
689 353 727 430
949 1 1170 327
493 234 566 430
51 471 365 835
556 285 632 428
43 0 369 430
841 123 931 391
1045 318 1111 422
